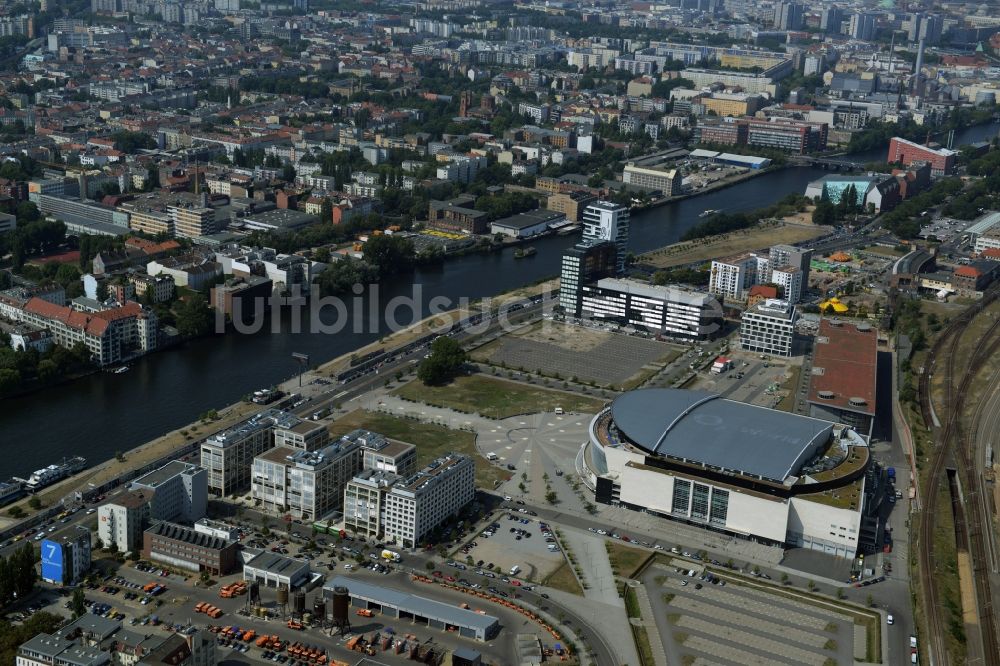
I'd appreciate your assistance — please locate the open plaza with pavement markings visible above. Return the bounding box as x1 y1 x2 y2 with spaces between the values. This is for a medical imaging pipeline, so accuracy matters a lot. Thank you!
471 320 683 387
455 511 565 583
643 562 866 666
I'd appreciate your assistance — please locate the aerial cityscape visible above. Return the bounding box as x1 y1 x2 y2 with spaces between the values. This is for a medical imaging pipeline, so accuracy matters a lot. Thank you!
0 0 998 664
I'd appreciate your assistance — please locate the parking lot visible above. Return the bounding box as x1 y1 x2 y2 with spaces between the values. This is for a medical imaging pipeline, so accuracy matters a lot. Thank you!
455 511 565 584
643 561 863 665
473 320 681 387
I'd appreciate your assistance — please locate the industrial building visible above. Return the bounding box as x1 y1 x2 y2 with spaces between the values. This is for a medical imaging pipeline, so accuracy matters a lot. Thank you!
583 388 881 557
142 521 239 576
740 299 798 357
490 209 564 239
806 320 878 438
579 278 722 340
243 551 312 590
323 577 500 641
887 136 956 176
622 164 683 196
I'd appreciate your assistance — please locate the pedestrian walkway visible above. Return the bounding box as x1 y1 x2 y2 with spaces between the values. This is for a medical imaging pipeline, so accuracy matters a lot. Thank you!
559 527 620 605
544 587 640 666
630 581 668 666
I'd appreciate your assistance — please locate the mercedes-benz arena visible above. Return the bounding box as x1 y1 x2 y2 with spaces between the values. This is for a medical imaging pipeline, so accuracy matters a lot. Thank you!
584 389 879 557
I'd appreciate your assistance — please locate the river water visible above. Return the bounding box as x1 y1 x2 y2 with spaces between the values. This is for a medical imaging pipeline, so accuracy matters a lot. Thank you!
3 123 998 476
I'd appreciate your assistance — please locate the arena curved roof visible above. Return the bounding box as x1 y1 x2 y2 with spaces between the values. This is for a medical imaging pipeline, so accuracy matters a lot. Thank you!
609 389 833 482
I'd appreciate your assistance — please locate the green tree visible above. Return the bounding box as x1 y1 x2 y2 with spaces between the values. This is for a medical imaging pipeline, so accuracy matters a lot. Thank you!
361 234 416 277
417 336 468 386
70 587 86 618
174 294 215 338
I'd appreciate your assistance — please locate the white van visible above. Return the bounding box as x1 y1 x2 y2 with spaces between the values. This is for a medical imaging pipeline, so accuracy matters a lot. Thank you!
487 452 499 461
554 407 564 415
509 565 521 576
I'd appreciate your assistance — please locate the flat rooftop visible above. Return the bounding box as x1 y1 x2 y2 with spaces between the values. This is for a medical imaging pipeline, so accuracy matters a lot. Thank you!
244 551 310 576
132 460 198 488
324 576 498 633
608 388 832 482
807 319 877 416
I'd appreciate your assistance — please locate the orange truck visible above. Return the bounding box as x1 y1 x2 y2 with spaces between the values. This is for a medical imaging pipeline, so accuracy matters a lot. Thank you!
287 620 303 630
243 630 255 642
206 606 223 619
356 609 374 617
194 602 207 613
143 582 158 593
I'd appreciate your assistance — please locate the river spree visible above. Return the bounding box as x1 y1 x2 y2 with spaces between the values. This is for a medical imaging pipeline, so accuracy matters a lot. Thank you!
4 122 998 476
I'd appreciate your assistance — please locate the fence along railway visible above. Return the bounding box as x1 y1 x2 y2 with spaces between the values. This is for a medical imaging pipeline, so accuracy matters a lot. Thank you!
916 285 1000 666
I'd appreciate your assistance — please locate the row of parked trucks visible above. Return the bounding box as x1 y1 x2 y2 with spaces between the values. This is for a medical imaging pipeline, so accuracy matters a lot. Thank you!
193 602 224 618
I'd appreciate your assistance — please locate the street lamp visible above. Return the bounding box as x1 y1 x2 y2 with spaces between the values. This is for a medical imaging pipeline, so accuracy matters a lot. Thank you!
292 352 309 387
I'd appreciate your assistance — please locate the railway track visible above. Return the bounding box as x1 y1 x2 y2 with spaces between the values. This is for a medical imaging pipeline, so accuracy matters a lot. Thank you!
916 286 1000 666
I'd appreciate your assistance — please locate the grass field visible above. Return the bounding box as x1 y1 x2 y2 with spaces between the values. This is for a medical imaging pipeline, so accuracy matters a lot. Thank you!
607 542 651 579
542 560 584 596
328 410 509 489
639 222 827 270
394 375 606 419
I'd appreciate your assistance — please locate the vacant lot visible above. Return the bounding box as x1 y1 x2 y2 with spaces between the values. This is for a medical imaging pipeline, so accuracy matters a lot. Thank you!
640 222 828 270
473 322 681 388
607 542 651 579
328 409 508 489
394 375 605 419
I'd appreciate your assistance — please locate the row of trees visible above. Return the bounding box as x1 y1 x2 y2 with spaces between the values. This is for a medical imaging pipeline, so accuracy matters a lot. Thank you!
0 336 94 397
681 194 812 241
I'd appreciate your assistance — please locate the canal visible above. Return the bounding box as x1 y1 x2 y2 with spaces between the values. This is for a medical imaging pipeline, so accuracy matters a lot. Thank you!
3 122 998 476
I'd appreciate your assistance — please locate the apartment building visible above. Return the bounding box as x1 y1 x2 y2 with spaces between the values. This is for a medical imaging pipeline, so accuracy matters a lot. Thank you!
887 136 956 176
769 244 813 291
272 413 330 452
127 273 175 304
131 460 207 523
97 489 151 554
382 455 476 547
19 298 157 367
168 203 216 239
709 253 765 301
582 201 630 274
251 439 363 521
740 299 798 357
142 521 239 575
770 266 804 305
622 164 683 196
200 411 278 496
343 469 401 538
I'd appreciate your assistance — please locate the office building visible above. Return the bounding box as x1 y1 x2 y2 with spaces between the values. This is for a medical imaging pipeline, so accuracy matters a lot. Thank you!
584 388 880 557
344 430 417 477
251 439 363 521
582 201 630 274
97 489 151 554
201 411 278 496
131 461 207 523
559 239 618 316
272 413 330 452
343 469 401 538
848 13 877 41
382 454 475 547
820 7 843 33
806 319 878 438
774 1 803 30
740 299 797 357
40 526 91 586
580 278 722 339
622 164 683 196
